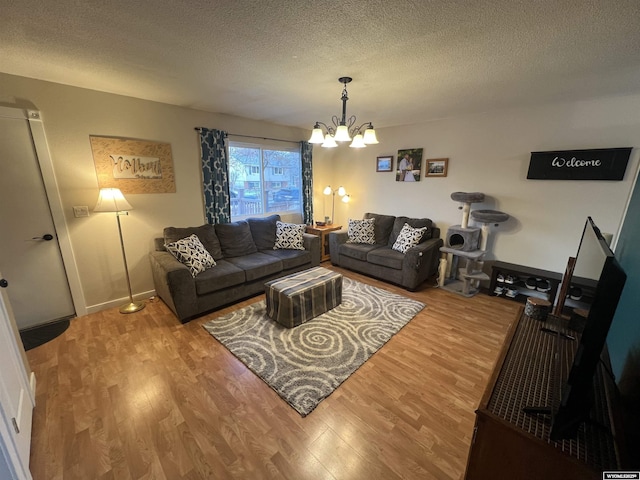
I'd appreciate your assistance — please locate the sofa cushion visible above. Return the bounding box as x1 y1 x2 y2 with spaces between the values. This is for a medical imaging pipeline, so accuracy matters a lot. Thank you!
247 214 280 250
364 213 396 245
392 223 429 253
367 246 405 270
225 252 283 281
165 234 216 277
273 221 306 250
215 220 258 257
262 249 312 270
339 242 380 262
346 218 376 244
194 259 246 296
389 216 433 247
164 224 223 260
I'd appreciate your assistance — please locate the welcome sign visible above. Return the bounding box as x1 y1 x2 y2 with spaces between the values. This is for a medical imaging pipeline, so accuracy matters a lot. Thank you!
527 147 632 181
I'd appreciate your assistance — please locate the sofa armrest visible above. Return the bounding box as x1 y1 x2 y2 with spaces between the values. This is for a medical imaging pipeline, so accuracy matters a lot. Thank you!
402 237 444 290
329 230 348 265
149 250 197 321
303 233 321 266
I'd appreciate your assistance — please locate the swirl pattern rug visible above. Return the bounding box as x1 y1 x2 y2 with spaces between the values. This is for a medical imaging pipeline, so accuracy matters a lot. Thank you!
203 277 425 416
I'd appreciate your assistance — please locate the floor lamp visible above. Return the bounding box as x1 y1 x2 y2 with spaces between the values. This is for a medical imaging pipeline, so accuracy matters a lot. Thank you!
323 185 347 224
94 188 145 314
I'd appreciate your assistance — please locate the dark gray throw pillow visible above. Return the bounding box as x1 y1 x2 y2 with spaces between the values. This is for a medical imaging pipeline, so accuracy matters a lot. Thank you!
247 214 280 250
163 224 223 260
364 212 396 245
215 220 258 257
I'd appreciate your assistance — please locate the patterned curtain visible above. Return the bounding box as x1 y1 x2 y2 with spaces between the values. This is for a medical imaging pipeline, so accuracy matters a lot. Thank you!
199 128 231 224
301 141 314 225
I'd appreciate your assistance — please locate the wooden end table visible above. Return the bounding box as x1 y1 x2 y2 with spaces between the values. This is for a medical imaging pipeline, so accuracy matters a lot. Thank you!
306 224 342 262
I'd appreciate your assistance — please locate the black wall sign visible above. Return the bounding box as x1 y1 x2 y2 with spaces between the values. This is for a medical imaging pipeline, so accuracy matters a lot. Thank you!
527 147 631 181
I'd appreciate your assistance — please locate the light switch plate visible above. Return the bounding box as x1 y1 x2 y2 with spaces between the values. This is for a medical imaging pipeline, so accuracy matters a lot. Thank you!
73 206 90 218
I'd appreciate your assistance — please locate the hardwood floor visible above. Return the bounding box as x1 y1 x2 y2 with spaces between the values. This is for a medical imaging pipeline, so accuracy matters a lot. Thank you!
26 266 520 480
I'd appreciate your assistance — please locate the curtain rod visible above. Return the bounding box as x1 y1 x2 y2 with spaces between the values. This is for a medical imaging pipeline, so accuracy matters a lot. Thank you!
194 127 300 145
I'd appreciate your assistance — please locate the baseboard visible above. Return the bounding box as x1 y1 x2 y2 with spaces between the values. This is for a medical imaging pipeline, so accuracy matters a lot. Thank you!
86 289 156 314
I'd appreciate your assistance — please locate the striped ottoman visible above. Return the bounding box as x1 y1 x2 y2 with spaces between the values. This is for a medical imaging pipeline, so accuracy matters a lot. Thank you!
265 267 343 328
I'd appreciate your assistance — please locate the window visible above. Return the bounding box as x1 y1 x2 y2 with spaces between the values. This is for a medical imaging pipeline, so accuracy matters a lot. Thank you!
229 142 302 220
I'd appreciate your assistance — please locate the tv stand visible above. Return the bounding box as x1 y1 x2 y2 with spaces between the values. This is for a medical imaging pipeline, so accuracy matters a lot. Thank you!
464 309 624 479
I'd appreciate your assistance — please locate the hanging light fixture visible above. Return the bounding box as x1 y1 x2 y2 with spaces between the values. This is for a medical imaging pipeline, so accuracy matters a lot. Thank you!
309 77 379 148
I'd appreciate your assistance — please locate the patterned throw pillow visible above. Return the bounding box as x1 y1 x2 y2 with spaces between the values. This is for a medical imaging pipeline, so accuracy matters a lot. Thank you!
392 223 428 253
273 221 306 250
165 234 216 277
347 218 376 244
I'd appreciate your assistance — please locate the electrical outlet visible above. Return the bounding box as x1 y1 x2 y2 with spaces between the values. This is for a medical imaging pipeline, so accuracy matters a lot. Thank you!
73 206 90 218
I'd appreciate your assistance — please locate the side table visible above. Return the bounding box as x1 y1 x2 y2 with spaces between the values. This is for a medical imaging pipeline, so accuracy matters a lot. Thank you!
306 224 342 262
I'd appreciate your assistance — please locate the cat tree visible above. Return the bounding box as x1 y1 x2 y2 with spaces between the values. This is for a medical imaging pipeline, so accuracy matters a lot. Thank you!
438 192 509 297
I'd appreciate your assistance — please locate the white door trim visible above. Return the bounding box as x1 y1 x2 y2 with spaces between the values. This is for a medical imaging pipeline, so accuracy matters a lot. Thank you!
0 106 86 317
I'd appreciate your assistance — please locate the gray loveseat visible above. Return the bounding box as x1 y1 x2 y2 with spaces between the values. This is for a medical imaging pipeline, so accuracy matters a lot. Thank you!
149 215 320 323
329 212 443 291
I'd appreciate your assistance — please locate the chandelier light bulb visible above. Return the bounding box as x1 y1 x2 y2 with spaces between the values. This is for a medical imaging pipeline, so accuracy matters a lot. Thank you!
321 134 338 148
363 127 379 144
334 125 351 142
309 127 325 144
349 134 366 148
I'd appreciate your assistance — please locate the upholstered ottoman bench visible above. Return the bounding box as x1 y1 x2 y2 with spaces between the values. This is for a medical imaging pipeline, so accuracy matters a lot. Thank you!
265 266 342 328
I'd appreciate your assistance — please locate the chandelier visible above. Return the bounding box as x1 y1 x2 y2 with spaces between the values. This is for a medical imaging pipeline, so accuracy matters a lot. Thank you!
308 77 379 148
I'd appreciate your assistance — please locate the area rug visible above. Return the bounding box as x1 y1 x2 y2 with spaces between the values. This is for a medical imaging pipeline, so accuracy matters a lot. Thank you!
202 277 425 416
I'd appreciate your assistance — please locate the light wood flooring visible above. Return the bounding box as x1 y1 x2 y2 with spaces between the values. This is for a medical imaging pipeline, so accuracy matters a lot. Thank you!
26 266 521 480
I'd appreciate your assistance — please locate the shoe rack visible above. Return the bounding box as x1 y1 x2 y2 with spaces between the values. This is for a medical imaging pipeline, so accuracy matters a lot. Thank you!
489 261 562 304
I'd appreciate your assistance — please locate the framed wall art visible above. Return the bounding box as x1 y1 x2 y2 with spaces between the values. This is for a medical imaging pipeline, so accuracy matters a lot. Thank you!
376 155 394 172
396 148 423 182
425 158 449 177
90 135 176 194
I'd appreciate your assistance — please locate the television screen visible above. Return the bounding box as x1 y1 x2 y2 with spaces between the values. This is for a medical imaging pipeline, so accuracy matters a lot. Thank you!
550 217 627 440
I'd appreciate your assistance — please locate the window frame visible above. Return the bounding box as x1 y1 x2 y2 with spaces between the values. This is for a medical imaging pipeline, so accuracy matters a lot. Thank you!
228 140 302 221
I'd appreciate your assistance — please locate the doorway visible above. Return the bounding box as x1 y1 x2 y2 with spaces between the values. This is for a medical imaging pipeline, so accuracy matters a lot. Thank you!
0 107 78 333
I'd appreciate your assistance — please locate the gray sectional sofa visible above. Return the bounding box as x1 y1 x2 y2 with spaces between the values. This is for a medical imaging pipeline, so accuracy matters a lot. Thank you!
329 212 443 291
149 215 320 323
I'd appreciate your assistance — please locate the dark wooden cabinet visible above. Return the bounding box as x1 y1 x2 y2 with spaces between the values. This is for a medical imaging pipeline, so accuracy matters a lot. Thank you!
306 225 342 262
465 310 623 479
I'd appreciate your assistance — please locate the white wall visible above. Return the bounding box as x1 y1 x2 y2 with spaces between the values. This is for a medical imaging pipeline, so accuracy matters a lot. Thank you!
318 95 640 274
0 73 308 313
2 70 639 313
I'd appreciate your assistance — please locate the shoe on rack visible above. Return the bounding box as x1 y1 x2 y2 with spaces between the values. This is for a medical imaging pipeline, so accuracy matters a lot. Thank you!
494 286 505 295
505 288 518 298
569 286 583 300
505 274 517 284
525 277 537 289
536 279 551 292
497 273 505 283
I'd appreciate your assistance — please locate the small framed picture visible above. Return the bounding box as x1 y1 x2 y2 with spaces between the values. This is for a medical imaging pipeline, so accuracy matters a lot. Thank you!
376 156 394 172
425 158 449 177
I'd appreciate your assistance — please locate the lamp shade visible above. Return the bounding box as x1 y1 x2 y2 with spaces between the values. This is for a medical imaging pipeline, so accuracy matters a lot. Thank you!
334 125 351 142
337 186 346 196
342 194 351 203
323 186 332 195
363 127 379 144
94 188 133 212
309 127 325 144
349 134 366 148
321 135 338 148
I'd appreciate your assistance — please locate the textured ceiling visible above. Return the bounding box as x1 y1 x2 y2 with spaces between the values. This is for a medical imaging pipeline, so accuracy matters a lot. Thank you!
2 0 640 130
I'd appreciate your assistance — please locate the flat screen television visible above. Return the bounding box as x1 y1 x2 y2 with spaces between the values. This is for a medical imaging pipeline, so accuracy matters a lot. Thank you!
550 216 627 440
